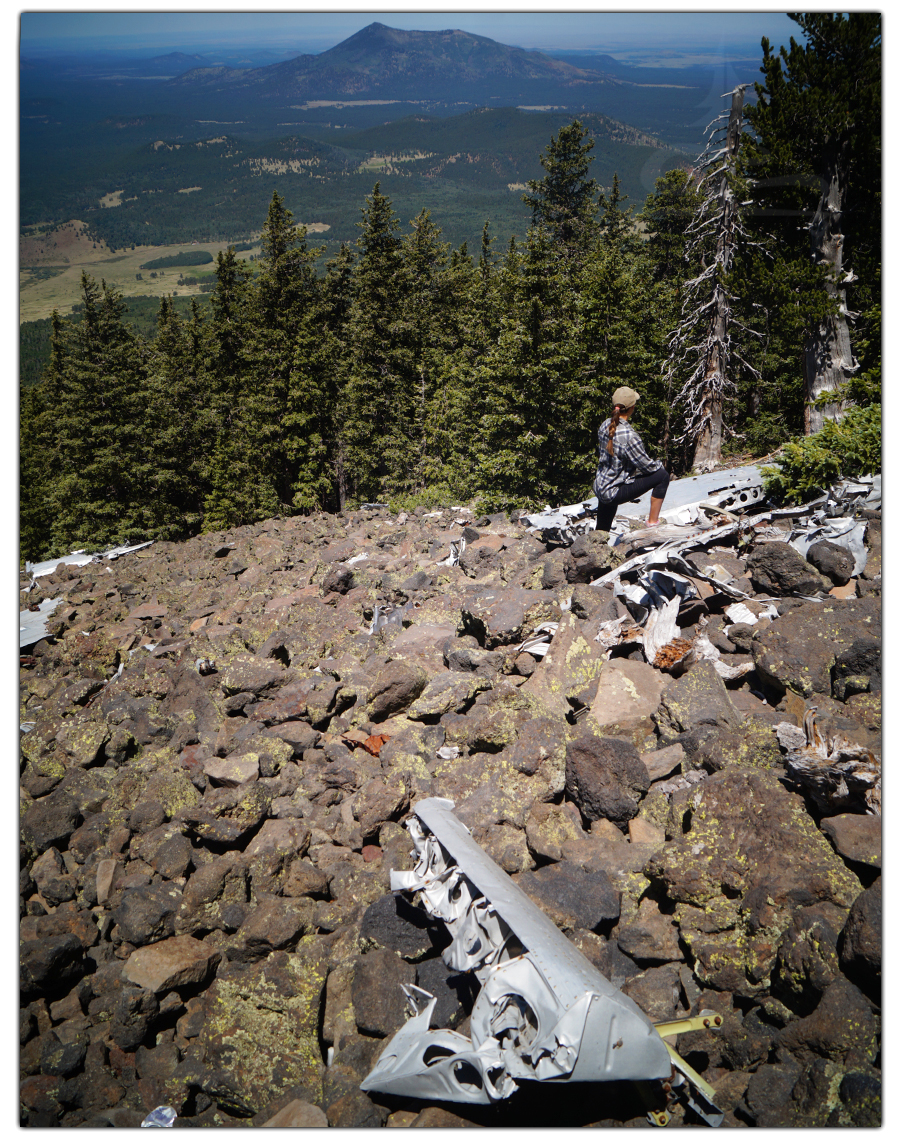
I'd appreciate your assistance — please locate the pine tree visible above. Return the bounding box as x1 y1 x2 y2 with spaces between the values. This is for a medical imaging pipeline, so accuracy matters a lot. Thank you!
287 243 355 513
20 311 67 561
48 274 149 552
640 168 703 283
244 191 323 509
523 120 598 268
136 296 213 538
582 213 669 469
340 184 417 501
474 226 585 510
745 13 881 432
201 246 269 531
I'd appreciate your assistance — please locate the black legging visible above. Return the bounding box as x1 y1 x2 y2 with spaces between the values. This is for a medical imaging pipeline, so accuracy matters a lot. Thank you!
595 466 670 532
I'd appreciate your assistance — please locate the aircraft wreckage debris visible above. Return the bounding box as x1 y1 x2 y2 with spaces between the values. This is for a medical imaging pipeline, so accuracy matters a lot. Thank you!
18 467 880 1128
361 798 725 1125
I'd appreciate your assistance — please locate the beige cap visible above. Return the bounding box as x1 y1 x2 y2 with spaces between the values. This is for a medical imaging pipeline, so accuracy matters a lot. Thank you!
612 386 640 408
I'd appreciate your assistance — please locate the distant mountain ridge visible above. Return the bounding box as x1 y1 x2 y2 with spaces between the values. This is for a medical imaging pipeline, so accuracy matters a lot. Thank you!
170 20 625 101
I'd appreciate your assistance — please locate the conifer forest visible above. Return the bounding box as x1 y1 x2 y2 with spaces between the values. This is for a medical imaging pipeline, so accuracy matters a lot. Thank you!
20 14 881 564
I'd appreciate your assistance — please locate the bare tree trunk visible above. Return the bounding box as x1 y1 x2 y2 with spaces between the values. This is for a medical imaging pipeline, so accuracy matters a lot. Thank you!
804 160 857 433
335 438 347 511
690 87 744 471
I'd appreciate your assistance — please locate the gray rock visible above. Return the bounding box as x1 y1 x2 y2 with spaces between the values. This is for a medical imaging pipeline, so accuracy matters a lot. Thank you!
806 540 855 586
620 962 684 1022
351 948 414 1038
839 877 881 1000
753 597 879 699
367 661 428 721
654 660 744 740
110 984 159 1052
775 975 879 1066
565 734 651 828
564 532 623 583
461 588 560 649
20 934 85 999
820 814 881 868
646 767 862 998
128 799 167 834
22 790 82 855
513 861 620 931
113 883 182 947
360 893 445 960
225 899 315 962
746 542 829 596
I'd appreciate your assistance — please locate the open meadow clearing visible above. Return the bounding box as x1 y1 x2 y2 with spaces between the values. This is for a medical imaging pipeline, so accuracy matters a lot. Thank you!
19 227 262 323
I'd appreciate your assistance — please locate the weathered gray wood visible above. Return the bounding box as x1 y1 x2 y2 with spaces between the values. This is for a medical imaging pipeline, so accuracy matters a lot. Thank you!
804 159 858 433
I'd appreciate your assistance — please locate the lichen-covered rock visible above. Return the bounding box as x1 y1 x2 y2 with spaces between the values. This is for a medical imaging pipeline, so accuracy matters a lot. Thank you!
587 659 666 751
654 660 744 741
645 767 863 998
179 781 271 845
806 540 855 586
461 588 561 649
350 948 414 1038
407 669 490 721
752 597 879 699
775 975 879 1067
196 941 328 1113
513 861 619 931
563 532 623 584
366 661 428 722
113 882 182 947
522 612 609 720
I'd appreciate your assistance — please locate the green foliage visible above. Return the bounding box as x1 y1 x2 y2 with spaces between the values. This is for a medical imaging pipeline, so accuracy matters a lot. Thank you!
140 250 214 270
386 483 461 515
761 405 881 504
639 167 701 281
18 93 883 562
522 119 598 258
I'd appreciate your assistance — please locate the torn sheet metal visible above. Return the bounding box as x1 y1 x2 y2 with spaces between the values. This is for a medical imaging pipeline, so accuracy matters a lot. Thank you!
369 602 420 635
642 597 683 667
516 621 559 659
19 596 64 648
787 517 868 577
438 537 466 567
685 634 754 681
520 500 597 546
25 540 153 579
658 478 765 527
361 798 675 1106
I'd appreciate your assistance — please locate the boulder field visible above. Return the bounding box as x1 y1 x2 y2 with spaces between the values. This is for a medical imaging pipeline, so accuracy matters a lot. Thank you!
19 502 881 1127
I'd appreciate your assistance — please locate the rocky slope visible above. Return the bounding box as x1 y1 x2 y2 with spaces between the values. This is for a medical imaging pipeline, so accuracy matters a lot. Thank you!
19 501 882 1127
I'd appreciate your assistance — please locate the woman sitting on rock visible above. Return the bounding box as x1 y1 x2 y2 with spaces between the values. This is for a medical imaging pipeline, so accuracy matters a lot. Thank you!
593 386 670 532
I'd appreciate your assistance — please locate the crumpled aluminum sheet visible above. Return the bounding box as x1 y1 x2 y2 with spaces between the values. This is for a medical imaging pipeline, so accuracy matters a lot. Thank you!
361 799 673 1106
520 500 598 545
787 516 869 577
141 1105 177 1127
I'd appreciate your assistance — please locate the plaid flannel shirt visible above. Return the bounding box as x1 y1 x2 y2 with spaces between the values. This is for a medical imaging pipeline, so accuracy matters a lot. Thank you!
593 418 660 503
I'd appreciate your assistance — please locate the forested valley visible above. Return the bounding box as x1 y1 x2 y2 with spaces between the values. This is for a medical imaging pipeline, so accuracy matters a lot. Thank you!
20 15 881 565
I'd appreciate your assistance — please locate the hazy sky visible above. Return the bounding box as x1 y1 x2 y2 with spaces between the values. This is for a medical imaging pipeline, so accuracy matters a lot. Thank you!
20 4 805 59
